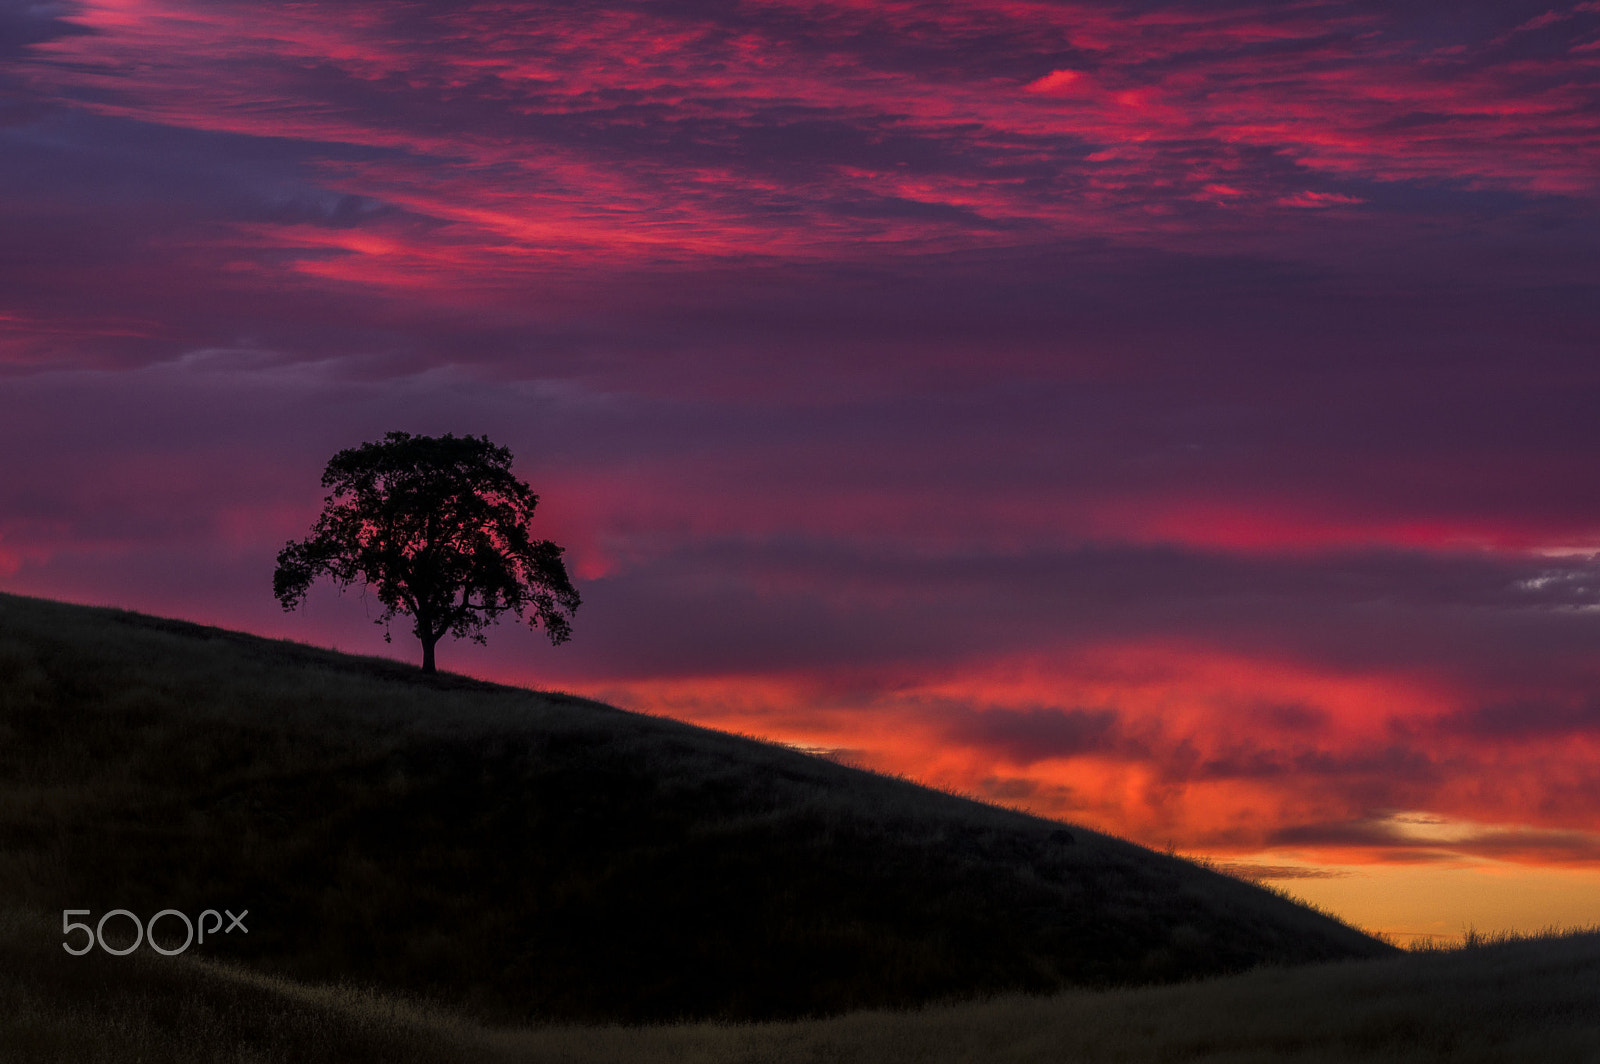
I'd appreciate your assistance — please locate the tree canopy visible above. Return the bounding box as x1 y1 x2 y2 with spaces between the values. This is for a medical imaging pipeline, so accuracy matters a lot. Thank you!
273 431 579 673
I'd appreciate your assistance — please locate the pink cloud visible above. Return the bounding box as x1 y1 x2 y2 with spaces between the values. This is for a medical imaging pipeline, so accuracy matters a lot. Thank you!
1024 69 1083 94
10 0 1596 293
1277 191 1366 208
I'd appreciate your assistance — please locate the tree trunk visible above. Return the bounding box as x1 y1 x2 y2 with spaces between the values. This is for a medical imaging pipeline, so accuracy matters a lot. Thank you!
420 634 438 674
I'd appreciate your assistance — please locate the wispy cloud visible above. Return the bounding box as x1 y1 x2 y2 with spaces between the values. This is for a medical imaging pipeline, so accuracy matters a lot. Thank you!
11 0 1599 287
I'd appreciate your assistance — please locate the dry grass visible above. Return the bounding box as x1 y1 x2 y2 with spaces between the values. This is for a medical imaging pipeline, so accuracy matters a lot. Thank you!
6 904 1596 1062
482 931 1600 1063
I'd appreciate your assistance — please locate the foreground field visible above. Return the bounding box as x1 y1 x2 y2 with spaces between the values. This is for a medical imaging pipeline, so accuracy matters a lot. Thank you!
6 909 1597 1063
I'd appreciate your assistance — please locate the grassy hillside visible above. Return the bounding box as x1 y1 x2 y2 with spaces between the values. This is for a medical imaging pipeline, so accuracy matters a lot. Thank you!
6 916 1598 1062
0 591 1390 1025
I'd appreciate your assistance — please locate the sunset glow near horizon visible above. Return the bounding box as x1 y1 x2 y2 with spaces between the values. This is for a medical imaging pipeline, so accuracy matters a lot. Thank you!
4 0 1600 945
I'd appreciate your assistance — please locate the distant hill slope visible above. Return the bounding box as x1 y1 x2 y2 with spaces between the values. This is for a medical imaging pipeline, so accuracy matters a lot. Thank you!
0 591 1393 1023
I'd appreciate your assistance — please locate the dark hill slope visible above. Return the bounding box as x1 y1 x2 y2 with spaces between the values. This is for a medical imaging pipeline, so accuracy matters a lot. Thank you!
0 591 1393 1022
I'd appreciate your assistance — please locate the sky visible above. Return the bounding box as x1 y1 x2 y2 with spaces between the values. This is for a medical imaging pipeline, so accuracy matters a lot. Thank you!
3 0 1600 944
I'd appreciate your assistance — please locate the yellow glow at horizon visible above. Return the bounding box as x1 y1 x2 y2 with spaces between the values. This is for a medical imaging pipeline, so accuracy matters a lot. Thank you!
1244 857 1600 946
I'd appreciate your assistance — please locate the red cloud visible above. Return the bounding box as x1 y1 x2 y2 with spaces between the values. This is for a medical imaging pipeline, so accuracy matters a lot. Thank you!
14 0 1598 289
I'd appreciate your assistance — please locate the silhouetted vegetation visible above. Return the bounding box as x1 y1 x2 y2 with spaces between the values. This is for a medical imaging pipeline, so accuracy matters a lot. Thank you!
1 591 1387 1030
273 431 578 673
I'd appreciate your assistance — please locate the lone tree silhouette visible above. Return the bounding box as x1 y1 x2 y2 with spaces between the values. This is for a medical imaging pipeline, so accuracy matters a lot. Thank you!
273 431 579 674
